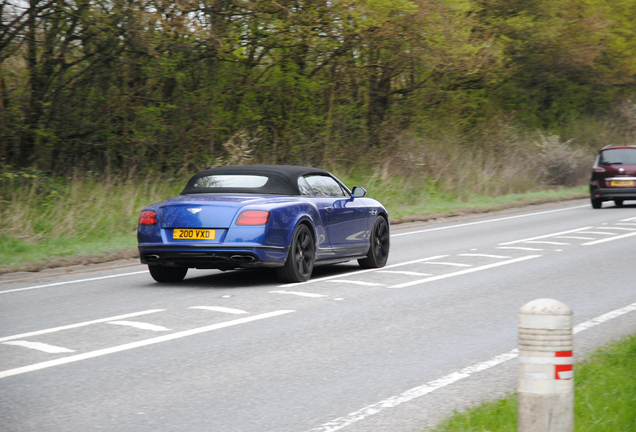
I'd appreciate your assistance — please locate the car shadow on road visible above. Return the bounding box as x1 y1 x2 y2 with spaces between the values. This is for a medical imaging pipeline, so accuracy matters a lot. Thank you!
169 263 364 290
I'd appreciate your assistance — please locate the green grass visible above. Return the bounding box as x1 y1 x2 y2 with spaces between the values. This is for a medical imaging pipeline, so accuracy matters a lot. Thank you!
0 170 587 271
430 334 636 432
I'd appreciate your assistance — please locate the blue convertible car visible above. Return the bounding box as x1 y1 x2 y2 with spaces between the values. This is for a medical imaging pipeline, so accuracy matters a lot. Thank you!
138 165 390 283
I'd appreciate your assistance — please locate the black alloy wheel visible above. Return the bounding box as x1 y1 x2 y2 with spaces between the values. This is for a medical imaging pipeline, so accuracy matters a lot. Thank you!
148 265 188 282
276 224 315 283
358 215 390 268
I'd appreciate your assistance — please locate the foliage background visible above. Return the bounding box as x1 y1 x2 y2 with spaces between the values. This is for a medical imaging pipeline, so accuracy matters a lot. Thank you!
1 0 635 176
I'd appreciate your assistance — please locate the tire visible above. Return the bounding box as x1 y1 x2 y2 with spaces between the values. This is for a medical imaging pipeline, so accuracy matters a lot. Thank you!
358 216 390 269
614 199 624 207
148 265 188 282
276 224 315 283
591 198 602 209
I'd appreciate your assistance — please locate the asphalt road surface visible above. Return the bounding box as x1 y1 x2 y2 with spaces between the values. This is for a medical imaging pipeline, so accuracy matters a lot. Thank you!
1 199 636 432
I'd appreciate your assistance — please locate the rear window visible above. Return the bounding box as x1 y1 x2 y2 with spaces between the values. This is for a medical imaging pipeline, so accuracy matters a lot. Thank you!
599 149 636 165
194 175 269 189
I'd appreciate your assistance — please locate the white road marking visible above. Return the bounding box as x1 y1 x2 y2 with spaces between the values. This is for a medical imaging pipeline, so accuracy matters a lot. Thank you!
422 262 472 267
307 300 636 432
459 254 511 259
497 246 543 251
326 280 384 286
577 231 616 236
554 236 595 240
270 291 327 298
279 256 447 288
0 310 295 380
498 227 592 245
582 231 636 245
190 306 248 315
390 205 589 238
616 223 636 226
620 216 636 222
524 241 569 245
107 321 170 332
0 310 165 343
390 256 541 288
0 271 148 295
378 271 433 276
3 341 75 354
594 226 636 231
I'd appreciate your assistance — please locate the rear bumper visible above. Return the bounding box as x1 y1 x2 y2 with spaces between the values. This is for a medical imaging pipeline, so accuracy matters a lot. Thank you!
590 187 636 201
138 244 287 269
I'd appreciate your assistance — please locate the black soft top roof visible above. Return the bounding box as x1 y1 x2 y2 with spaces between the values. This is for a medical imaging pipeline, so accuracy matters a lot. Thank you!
180 165 332 195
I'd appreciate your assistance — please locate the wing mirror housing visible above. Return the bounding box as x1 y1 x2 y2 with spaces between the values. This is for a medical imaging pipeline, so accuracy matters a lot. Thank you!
351 186 367 198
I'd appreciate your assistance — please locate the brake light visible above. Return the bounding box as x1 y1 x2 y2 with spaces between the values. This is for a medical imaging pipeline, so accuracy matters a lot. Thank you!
236 210 270 226
139 210 157 225
592 167 605 172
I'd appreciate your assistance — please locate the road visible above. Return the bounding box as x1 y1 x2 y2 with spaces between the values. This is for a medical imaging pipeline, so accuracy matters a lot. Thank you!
1 199 635 432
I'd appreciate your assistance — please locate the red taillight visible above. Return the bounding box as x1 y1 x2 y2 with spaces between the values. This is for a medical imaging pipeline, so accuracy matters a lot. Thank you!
236 210 270 226
592 166 605 172
139 210 157 226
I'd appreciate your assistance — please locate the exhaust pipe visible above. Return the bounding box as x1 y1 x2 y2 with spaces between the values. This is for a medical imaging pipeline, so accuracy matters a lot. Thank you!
145 254 161 261
231 255 256 262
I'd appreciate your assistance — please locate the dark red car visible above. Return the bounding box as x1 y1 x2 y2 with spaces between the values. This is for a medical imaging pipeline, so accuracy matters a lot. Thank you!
590 145 636 208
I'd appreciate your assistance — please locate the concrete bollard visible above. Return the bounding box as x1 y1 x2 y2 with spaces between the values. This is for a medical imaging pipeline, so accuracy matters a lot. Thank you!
518 299 574 432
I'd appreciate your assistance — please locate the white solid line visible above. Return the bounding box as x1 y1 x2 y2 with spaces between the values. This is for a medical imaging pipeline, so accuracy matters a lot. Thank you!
326 280 384 286
497 247 543 251
390 255 541 288
279 256 448 288
3 341 75 354
0 310 165 343
582 231 636 245
269 291 327 298
391 205 589 238
499 227 592 245
554 236 595 240
524 241 570 245
307 300 636 432
190 306 248 315
0 310 295 380
378 271 433 276
107 321 170 332
577 231 616 236
0 271 148 295
459 254 511 259
422 262 472 267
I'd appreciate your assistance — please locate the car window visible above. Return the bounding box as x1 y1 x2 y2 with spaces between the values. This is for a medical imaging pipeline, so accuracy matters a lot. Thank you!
193 175 269 188
298 177 314 196
304 175 348 197
599 149 636 165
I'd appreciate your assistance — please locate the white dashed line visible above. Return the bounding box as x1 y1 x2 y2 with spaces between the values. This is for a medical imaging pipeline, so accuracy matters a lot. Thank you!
497 247 543 251
270 291 327 298
190 306 248 315
0 310 296 380
554 236 595 240
107 321 170 332
307 300 636 432
582 231 636 245
577 231 616 236
524 241 569 245
378 271 433 276
390 255 541 288
326 280 384 286
498 227 592 245
593 226 636 231
459 254 511 259
3 341 75 354
0 310 166 343
423 262 472 267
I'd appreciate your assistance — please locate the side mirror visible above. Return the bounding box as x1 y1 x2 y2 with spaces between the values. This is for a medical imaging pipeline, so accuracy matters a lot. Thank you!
351 186 367 198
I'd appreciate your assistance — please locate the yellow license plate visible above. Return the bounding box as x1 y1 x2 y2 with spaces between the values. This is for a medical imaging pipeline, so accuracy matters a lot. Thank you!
173 229 216 240
610 180 635 187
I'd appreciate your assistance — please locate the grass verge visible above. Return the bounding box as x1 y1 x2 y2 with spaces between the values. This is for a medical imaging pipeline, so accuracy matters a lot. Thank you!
0 171 587 273
431 333 636 432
